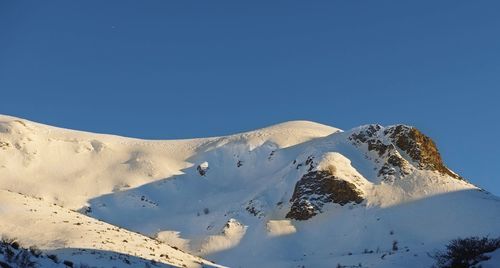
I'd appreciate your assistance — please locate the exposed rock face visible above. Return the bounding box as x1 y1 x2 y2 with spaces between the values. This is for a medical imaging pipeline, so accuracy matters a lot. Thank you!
349 124 461 181
349 125 412 181
350 124 382 144
384 125 461 180
286 170 364 220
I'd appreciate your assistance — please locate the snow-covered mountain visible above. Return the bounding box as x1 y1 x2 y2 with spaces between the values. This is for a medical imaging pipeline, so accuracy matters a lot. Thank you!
0 114 499 267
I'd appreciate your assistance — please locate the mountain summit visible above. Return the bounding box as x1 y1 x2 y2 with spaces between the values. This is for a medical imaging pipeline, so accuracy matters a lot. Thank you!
0 115 498 267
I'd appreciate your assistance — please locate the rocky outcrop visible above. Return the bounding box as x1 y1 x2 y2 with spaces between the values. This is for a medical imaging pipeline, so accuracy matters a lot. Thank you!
197 162 209 176
384 125 461 180
286 170 364 220
349 125 412 181
349 124 461 181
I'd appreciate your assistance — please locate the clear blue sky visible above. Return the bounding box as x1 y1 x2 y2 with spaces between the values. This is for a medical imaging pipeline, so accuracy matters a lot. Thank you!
1 1 499 195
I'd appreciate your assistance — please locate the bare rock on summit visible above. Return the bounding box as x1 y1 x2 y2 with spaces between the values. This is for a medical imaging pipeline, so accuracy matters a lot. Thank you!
349 124 461 181
384 125 462 180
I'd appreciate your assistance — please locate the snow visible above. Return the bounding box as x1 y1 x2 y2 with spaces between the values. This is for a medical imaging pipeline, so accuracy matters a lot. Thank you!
315 152 372 192
483 249 500 268
0 114 499 267
0 115 338 209
199 219 247 255
199 161 209 169
157 231 191 252
266 220 296 237
0 189 222 267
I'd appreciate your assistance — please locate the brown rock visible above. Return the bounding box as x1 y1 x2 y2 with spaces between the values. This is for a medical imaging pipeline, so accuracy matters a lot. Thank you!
286 170 364 220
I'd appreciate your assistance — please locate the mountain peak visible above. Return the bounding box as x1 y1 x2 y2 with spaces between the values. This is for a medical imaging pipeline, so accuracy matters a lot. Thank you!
349 124 462 181
0 115 498 268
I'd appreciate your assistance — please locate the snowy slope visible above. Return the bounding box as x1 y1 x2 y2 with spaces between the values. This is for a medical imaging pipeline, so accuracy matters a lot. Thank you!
0 115 338 209
1 114 499 268
0 189 222 268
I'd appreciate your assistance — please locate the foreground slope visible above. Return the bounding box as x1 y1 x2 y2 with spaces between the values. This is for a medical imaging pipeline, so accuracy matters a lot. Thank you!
0 189 222 268
1 114 499 267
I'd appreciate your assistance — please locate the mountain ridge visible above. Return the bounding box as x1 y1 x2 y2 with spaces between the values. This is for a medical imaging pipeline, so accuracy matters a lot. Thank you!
0 114 498 267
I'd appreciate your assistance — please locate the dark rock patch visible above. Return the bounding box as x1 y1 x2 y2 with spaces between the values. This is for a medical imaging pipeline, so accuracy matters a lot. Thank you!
197 164 208 176
246 200 263 218
286 170 364 220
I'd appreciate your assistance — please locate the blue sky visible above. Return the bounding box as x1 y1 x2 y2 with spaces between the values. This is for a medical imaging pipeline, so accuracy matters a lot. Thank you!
1 1 499 195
